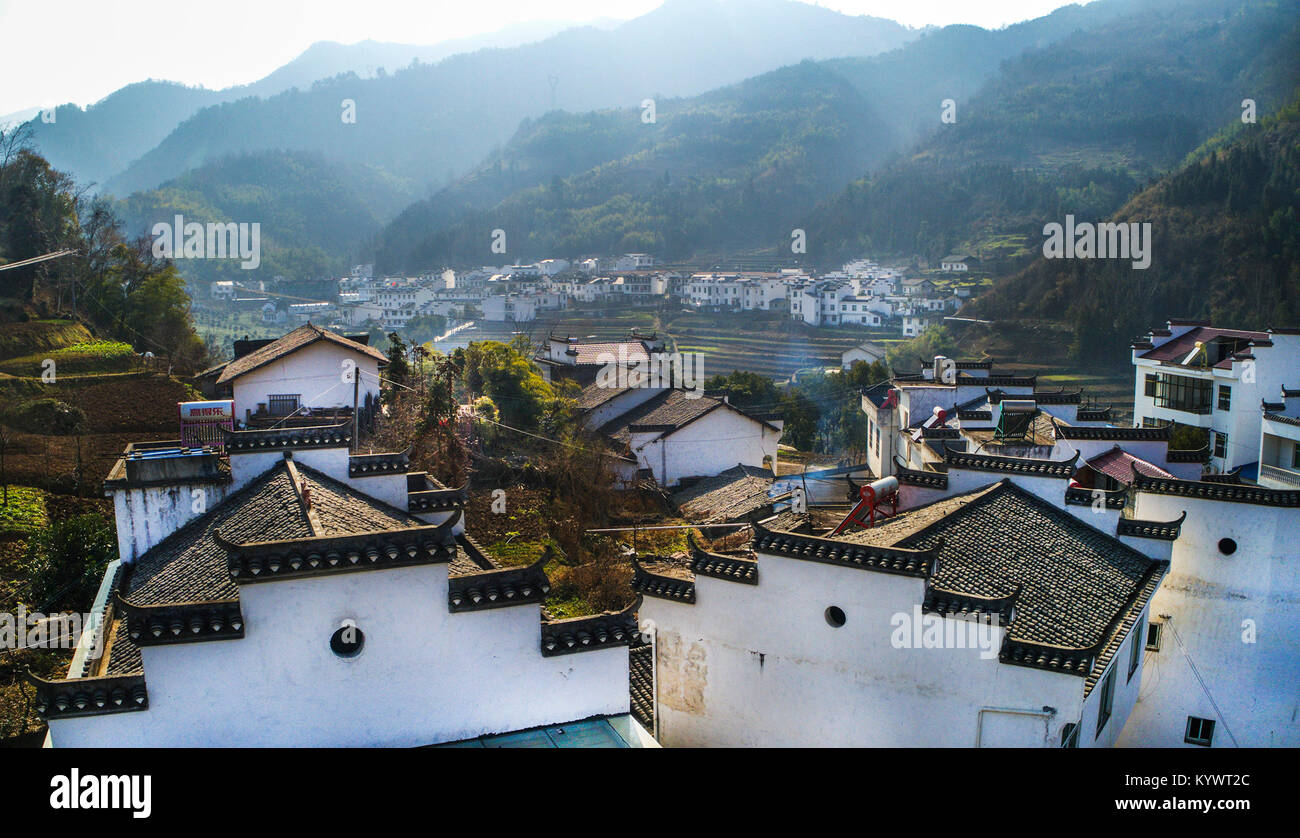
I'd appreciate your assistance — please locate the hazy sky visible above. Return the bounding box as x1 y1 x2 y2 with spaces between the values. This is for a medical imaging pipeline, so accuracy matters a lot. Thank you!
0 0 1087 116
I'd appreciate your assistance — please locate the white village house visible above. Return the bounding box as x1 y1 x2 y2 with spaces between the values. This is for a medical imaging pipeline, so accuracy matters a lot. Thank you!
1130 319 1300 475
579 383 784 488
33 427 653 747
197 324 387 426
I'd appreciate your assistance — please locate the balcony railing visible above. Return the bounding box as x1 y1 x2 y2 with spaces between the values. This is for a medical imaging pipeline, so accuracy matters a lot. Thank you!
1260 464 1300 488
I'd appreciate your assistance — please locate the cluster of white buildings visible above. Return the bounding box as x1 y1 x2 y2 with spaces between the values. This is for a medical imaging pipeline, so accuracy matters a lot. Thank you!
313 255 968 335
28 315 1300 749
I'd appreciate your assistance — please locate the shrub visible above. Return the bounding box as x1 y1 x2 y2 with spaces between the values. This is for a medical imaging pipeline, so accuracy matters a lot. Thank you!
22 514 117 612
4 399 86 435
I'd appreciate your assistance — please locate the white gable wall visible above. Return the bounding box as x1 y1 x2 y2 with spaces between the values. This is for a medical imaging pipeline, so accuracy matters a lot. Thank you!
232 340 381 422
642 558 1086 747
631 407 781 487
1117 493 1300 747
46 564 628 747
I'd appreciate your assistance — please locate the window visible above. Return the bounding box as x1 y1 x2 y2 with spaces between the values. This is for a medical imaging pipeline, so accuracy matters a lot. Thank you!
1213 431 1227 459
1185 716 1215 746
1292 442 1300 469
1217 384 1231 411
1127 629 1142 681
1061 723 1079 748
1095 669 1115 737
824 606 846 628
268 393 301 417
330 622 364 658
1145 622 1162 651
1152 374 1212 414
1144 374 1158 397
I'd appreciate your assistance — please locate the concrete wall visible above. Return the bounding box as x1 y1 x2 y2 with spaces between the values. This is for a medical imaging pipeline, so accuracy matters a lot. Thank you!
47 564 629 747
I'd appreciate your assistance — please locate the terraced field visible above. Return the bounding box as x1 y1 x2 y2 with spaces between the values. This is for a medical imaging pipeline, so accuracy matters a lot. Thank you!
436 306 897 381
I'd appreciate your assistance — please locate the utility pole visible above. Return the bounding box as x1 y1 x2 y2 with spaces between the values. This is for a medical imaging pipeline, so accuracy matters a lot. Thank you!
351 365 360 452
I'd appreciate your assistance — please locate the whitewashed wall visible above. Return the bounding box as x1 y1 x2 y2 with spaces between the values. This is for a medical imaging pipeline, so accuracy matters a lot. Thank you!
642 557 1087 748
631 408 781 487
232 341 380 422
1117 493 1300 747
111 482 232 563
47 564 628 747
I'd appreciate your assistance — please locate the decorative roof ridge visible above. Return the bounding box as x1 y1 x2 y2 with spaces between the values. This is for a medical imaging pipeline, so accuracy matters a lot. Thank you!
686 533 758 584
348 447 411 477
1264 411 1300 429
750 520 936 578
1064 485 1127 509
113 593 245 645
223 422 352 452
1131 472 1300 507
540 595 642 656
631 555 696 602
941 442 1079 478
1166 444 1210 463
25 670 149 719
449 548 552 611
285 458 324 536
1116 510 1187 541
408 481 469 511
217 510 462 581
924 581 1020 623
892 456 949 489
1032 389 1082 405
1053 420 1170 441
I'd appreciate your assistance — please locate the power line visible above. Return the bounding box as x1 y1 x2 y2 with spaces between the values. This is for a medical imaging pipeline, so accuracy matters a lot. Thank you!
1165 617 1240 747
0 249 78 271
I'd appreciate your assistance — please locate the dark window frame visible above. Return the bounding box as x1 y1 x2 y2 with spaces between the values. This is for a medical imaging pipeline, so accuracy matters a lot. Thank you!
1145 622 1162 651
1217 384 1231 411
1127 630 1142 681
268 393 302 417
1096 669 1116 738
1185 716 1215 746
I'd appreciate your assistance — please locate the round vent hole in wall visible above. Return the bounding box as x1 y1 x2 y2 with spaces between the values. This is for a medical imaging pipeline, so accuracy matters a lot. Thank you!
331 622 365 657
825 606 846 628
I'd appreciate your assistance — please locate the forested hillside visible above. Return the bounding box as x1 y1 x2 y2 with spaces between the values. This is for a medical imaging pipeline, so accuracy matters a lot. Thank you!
804 0 1300 269
117 150 414 283
374 61 892 269
971 93 1300 363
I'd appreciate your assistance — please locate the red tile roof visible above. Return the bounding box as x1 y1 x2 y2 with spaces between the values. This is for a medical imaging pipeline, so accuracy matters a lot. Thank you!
1086 447 1173 484
1139 326 1268 370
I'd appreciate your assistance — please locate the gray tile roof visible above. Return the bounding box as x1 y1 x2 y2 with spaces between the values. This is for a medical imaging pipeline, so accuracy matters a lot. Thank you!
839 480 1160 651
122 459 428 607
215 323 387 385
597 390 723 447
671 464 774 523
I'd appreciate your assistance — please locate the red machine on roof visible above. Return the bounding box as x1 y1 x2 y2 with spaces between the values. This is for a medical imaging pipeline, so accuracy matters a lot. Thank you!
833 475 900 535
